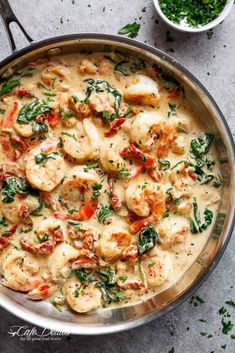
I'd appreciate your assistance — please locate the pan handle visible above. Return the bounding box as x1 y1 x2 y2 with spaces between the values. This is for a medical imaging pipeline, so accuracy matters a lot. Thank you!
0 0 33 51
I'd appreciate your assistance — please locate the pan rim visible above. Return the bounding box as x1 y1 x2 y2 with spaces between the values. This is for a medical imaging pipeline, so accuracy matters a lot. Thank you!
0 33 234 335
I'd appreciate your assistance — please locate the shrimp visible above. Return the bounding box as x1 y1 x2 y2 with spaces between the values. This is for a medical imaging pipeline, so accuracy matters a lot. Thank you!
116 261 143 290
95 226 132 262
129 112 176 157
125 181 166 233
25 138 64 192
66 281 102 313
47 243 79 282
78 59 98 75
124 74 160 106
40 62 71 87
169 166 195 192
1 249 41 292
68 96 91 120
129 111 164 151
0 224 17 250
0 189 39 224
98 58 113 75
172 135 187 155
100 136 127 174
142 247 172 288
125 181 165 218
0 162 25 180
62 166 100 201
58 166 100 221
68 224 95 250
20 218 64 255
61 118 101 162
158 217 190 249
28 283 58 300
88 93 115 115
71 249 99 270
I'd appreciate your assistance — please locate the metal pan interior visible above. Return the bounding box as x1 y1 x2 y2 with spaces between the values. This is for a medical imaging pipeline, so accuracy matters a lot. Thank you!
0 34 234 335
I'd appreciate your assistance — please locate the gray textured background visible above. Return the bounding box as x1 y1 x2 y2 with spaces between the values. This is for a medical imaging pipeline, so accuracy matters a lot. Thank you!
0 1 234 352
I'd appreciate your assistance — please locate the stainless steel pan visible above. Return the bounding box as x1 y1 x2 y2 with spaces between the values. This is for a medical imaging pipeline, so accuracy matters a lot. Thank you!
0 0 234 335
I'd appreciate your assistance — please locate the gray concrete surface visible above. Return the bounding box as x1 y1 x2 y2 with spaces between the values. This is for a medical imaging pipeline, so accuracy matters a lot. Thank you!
0 1 234 352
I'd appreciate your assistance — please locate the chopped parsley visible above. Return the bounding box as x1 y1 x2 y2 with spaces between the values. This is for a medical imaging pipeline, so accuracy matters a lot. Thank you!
225 299 235 308
221 318 234 335
91 183 102 200
83 161 99 172
189 295 205 307
119 168 130 177
159 0 227 27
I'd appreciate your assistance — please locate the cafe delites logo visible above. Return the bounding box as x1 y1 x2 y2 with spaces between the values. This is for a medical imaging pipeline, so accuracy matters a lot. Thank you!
8 325 69 341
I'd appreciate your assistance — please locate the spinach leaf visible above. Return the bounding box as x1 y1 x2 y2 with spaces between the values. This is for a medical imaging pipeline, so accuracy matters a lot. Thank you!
212 174 223 188
17 98 51 126
83 78 122 115
30 199 44 216
34 151 59 165
0 79 20 95
95 282 125 304
0 216 8 227
96 266 116 285
138 225 159 255
74 266 124 304
118 22 140 38
158 158 170 171
200 209 213 231
167 103 177 118
97 204 113 224
17 66 36 77
114 58 145 76
191 133 214 158
2 177 29 203
157 67 184 94
189 198 213 234
74 269 95 283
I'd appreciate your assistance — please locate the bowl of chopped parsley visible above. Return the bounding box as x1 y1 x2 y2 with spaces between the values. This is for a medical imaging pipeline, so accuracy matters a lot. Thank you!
153 0 233 32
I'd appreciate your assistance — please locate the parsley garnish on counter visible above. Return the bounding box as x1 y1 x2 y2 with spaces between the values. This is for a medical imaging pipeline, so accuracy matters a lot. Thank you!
118 22 140 38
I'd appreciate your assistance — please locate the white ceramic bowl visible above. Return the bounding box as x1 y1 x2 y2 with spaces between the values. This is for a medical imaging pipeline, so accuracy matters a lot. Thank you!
153 0 234 33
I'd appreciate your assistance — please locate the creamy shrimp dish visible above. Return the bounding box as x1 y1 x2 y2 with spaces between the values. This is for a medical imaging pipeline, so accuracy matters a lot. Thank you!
0 53 222 314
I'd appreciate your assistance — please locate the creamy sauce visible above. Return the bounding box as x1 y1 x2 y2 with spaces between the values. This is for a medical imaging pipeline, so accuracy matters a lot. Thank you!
0 52 221 314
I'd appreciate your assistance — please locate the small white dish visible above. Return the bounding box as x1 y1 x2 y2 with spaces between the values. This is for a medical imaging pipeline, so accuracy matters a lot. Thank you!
153 0 234 33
